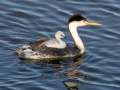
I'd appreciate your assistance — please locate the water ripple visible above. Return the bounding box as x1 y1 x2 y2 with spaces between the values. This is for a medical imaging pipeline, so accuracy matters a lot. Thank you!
0 0 120 90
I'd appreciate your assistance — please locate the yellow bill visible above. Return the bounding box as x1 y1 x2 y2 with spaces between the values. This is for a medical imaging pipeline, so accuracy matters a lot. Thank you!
85 21 102 26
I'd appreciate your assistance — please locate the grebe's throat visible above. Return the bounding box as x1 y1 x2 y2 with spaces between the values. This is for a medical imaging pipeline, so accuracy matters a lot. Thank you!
68 21 85 54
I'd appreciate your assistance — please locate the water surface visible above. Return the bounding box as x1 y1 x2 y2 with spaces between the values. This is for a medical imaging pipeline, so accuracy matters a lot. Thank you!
0 0 120 90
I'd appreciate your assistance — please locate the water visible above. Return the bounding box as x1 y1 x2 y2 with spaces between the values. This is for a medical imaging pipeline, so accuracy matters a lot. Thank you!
0 0 120 90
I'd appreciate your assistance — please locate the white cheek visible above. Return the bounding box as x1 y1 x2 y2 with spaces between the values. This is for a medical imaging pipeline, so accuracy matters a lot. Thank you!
77 21 86 26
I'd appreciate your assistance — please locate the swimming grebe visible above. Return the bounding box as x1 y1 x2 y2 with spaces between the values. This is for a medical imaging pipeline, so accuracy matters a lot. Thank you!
15 13 101 60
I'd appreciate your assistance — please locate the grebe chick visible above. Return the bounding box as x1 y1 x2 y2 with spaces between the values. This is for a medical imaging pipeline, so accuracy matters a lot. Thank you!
43 31 66 48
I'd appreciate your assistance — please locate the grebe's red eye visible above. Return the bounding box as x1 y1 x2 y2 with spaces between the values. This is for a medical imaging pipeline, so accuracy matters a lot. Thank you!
83 20 86 23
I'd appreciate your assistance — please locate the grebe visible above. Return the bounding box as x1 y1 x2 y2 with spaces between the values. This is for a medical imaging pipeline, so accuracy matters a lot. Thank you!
15 13 101 60
29 31 66 49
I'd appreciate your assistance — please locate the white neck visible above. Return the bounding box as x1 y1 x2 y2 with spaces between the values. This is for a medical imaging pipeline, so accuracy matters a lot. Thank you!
68 21 85 54
56 36 63 43
56 36 66 48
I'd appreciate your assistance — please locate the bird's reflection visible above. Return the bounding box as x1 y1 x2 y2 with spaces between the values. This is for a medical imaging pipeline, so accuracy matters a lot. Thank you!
63 80 83 90
19 55 86 90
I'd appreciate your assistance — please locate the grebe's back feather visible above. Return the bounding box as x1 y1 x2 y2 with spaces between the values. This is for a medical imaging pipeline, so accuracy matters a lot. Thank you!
15 44 80 60
29 38 49 49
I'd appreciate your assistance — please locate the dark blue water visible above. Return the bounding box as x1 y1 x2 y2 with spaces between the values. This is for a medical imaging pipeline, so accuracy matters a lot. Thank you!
0 0 120 90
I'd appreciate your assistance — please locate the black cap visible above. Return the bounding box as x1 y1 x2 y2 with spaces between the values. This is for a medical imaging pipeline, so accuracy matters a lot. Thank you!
68 13 87 24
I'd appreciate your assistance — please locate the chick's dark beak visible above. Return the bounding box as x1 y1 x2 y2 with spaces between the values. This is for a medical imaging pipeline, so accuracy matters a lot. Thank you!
64 36 67 38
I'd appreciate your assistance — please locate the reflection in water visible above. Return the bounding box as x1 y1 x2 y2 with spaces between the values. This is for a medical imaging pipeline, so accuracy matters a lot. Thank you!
63 81 83 90
19 55 86 90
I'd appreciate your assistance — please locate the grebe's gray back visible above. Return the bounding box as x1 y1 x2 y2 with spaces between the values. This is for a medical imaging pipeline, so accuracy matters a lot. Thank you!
15 13 101 60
